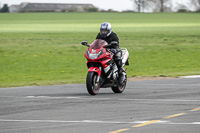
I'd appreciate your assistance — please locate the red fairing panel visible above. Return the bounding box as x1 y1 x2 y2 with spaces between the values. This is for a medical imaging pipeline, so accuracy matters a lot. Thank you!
88 67 101 76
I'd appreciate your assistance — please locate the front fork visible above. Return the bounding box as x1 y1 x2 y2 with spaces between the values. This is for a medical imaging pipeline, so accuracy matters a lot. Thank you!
96 67 101 83
88 67 102 83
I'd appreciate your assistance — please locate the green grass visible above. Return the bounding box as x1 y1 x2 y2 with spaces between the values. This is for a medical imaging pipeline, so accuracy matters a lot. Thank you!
0 12 200 87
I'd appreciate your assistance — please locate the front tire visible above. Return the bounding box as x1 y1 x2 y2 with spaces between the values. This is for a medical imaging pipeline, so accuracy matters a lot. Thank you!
86 72 100 95
111 75 127 93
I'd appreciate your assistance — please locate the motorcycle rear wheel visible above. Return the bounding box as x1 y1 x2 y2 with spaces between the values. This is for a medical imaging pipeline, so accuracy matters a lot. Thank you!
111 75 127 93
86 72 100 95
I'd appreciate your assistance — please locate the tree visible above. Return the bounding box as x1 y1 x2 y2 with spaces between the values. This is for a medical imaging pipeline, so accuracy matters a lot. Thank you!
195 0 200 6
160 0 164 12
176 4 188 12
152 0 170 12
85 7 99 12
130 0 141 12
130 0 156 12
0 4 9 13
191 0 200 10
159 0 169 12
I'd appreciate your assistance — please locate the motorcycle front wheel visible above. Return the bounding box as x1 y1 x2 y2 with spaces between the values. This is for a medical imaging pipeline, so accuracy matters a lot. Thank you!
86 72 100 95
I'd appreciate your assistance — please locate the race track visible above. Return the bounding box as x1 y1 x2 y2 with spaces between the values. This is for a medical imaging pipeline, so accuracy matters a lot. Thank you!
0 78 200 133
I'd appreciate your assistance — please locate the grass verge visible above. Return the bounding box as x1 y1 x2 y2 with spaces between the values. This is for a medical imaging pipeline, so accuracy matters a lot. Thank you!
0 13 200 87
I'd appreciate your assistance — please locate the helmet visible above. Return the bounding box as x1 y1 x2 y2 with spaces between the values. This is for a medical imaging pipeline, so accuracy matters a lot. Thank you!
100 22 112 38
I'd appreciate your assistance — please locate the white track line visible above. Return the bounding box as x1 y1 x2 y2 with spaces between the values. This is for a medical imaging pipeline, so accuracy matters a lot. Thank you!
26 96 111 100
164 122 200 125
0 119 154 124
0 119 200 125
26 96 200 102
119 99 200 102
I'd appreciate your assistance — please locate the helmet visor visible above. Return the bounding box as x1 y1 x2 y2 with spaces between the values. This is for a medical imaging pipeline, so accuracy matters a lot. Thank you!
101 30 108 35
100 29 109 37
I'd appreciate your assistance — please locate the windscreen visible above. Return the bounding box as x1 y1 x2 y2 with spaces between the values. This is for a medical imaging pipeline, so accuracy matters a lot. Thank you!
90 39 107 49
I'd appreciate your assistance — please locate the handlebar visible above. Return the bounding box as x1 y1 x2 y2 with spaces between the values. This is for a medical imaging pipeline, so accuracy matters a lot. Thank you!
103 44 111 48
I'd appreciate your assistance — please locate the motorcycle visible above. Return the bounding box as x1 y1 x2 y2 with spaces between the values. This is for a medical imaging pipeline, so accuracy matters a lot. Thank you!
81 39 129 95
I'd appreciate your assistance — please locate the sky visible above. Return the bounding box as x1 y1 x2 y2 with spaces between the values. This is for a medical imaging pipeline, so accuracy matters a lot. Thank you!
0 0 194 12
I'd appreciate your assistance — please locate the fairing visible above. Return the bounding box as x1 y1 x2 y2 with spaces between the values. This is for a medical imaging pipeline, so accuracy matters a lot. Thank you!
84 39 114 76
84 39 113 68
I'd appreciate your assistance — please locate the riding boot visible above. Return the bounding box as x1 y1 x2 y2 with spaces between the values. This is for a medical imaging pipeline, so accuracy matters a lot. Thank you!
118 67 125 85
116 59 124 85
115 50 124 85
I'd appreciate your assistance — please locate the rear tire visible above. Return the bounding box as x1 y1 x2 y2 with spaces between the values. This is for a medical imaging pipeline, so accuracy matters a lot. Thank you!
111 75 127 93
86 72 100 95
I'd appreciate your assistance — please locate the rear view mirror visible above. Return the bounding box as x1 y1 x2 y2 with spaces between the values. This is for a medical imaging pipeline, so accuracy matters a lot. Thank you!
81 41 87 45
81 41 89 47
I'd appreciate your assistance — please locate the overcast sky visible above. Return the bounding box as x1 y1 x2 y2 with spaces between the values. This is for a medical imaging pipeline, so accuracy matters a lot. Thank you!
0 0 193 11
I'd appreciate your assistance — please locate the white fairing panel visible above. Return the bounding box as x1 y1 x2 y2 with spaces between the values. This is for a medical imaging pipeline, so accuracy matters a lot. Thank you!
121 48 129 66
104 65 110 73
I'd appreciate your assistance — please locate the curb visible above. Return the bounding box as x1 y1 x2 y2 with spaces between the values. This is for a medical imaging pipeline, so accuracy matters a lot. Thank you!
180 75 200 78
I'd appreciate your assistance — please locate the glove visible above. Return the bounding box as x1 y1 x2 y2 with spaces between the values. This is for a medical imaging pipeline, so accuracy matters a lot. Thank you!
110 49 117 54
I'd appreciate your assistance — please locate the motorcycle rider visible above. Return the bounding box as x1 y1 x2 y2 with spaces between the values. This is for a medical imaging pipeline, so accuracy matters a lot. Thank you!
96 22 124 85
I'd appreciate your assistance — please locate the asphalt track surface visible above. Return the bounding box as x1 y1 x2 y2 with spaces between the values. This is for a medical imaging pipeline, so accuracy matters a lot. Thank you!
0 78 200 133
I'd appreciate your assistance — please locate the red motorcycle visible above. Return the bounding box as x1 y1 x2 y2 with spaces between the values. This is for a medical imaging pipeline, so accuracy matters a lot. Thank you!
82 39 129 95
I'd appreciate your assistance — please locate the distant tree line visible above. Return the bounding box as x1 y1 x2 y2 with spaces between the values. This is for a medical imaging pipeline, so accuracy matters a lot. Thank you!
1 1 200 13
130 0 200 12
0 4 9 13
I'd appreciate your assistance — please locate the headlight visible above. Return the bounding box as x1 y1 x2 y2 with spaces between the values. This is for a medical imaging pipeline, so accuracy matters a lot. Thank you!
88 50 102 59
